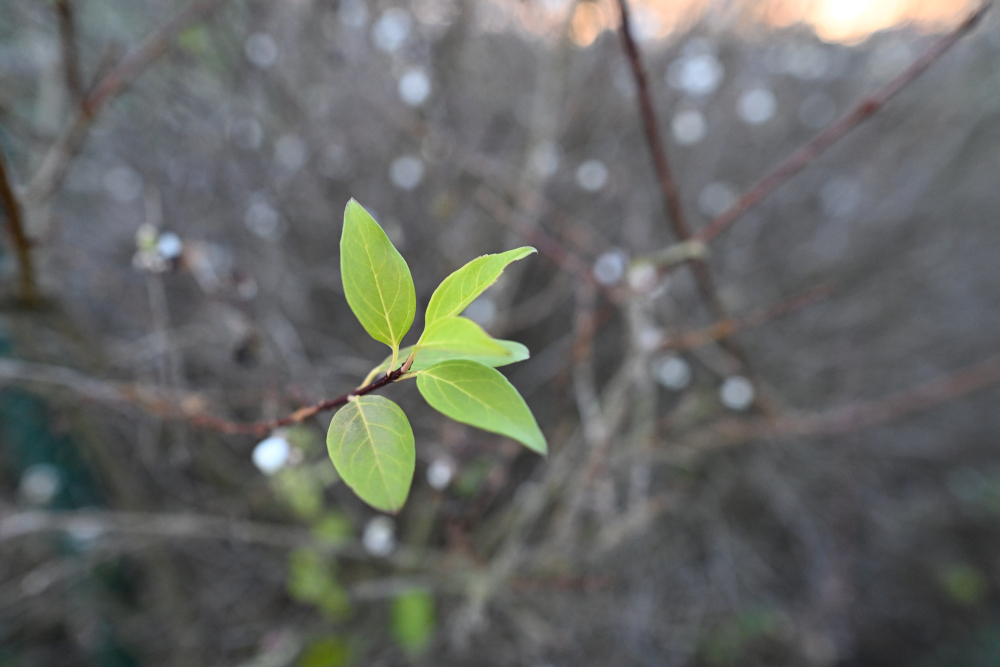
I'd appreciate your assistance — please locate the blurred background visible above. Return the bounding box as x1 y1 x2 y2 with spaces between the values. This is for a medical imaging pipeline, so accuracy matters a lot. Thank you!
2 0 1000 665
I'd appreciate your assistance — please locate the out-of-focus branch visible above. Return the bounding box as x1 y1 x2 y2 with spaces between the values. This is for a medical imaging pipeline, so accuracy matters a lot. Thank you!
0 148 38 304
658 285 832 353
613 0 689 242
614 0 722 314
0 509 314 549
0 357 407 438
56 0 84 104
696 2 991 244
26 0 231 206
651 351 1000 460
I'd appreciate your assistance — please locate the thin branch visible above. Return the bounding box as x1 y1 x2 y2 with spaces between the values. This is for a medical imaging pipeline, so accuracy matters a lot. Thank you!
614 0 722 314
696 2 991 244
658 284 832 353
650 351 1000 460
0 357 407 438
26 0 232 205
0 147 38 304
56 0 84 104
614 0 689 241
0 509 314 549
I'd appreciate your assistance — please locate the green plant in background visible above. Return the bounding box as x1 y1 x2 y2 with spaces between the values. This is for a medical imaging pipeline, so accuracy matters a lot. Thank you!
328 199 546 513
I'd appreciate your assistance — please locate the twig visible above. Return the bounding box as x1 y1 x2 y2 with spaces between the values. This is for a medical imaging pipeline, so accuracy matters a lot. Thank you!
56 0 84 104
658 284 832 353
650 351 1000 460
0 357 407 438
0 509 314 548
0 147 38 304
614 0 689 241
26 0 232 205
696 2 991 244
614 0 722 313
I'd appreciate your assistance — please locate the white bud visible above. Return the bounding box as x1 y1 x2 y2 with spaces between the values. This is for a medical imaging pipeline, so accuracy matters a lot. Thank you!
592 250 627 285
656 355 691 390
719 376 755 411
427 458 455 490
245 33 278 68
362 516 396 556
252 435 290 475
390 156 424 190
19 464 61 506
156 232 183 260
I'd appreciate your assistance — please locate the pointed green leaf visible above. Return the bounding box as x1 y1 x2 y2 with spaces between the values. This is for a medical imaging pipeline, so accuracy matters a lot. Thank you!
371 337 529 376
326 396 415 513
340 199 416 349
425 247 536 325
417 360 547 455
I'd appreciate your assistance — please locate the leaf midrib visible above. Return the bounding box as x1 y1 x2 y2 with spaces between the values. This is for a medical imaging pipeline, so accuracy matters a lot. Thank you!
423 370 529 441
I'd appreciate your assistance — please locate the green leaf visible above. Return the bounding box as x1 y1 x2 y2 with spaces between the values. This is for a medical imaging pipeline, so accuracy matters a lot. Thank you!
340 199 415 350
425 247 536 325
287 548 351 619
417 360 546 455
298 636 352 667
371 338 529 376
392 588 435 655
326 396 415 513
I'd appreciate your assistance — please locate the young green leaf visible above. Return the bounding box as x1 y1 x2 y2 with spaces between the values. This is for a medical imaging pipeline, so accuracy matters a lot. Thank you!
340 199 416 350
326 395 415 513
392 588 435 655
425 247 536 325
417 360 546 455
371 337 529 376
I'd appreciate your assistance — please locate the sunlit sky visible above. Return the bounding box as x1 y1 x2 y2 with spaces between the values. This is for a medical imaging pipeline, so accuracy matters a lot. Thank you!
486 0 976 46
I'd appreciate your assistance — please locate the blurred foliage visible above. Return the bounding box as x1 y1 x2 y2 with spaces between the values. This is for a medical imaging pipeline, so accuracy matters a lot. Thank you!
391 588 436 655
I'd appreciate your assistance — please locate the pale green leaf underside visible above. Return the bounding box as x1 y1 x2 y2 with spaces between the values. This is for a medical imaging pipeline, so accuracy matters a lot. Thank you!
326 395 415 513
425 247 536 325
373 337 529 376
417 360 547 455
341 199 416 349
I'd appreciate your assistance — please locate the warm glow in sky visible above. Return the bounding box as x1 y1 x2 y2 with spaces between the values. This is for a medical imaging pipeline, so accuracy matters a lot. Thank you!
527 0 977 46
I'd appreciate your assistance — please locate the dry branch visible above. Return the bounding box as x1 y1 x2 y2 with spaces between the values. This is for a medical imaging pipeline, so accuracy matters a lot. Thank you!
26 0 232 206
696 2 991 244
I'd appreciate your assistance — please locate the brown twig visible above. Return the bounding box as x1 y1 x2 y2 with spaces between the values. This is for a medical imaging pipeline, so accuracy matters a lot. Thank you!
0 147 38 304
614 0 722 313
56 0 84 104
696 2 991 245
652 351 1000 460
26 0 232 205
0 357 407 438
659 284 832 353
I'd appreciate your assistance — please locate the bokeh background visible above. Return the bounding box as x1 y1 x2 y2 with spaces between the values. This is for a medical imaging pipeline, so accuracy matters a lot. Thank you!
2 0 1000 665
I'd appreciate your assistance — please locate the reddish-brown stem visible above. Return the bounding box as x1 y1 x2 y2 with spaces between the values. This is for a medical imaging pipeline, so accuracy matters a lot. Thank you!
188 366 409 437
56 0 83 104
659 284 832 353
0 147 38 304
614 0 689 241
696 2 991 245
614 0 723 314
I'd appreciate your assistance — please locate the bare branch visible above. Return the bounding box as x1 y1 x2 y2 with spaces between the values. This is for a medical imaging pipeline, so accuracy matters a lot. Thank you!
26 0 231 205
614 0 723 315
56 0 84 104
0 147 38 304
696 3 992 245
